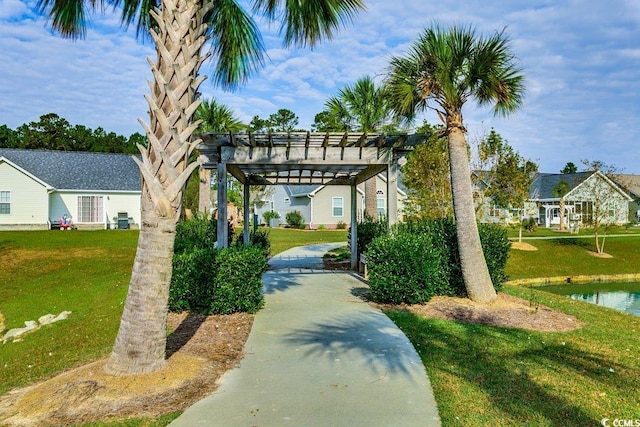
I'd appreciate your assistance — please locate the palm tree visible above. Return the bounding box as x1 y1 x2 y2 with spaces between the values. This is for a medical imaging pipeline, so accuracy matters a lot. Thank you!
386 24 525 303
194 98 244 213
196 98 245 133
38 0 365 375
326 76 393 218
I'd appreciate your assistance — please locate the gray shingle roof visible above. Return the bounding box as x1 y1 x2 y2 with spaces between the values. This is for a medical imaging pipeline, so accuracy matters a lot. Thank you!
529 172 593 199
0 149 141 192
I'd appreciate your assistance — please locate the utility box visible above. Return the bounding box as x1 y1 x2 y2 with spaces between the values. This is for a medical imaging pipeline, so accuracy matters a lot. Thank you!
117 212 129 230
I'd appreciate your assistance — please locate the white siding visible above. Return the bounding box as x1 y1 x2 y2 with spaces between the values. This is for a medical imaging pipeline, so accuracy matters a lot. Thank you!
312 186 362 227
0 161 49 226
55 191 141 229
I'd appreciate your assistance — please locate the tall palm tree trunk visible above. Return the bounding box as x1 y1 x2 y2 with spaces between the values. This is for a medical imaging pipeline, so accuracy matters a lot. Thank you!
364 178 378 219
447 124 497 303
199 167 212 214
105 0 209 375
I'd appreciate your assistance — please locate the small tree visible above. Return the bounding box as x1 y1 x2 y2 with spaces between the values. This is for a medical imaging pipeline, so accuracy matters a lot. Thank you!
577 160 630 254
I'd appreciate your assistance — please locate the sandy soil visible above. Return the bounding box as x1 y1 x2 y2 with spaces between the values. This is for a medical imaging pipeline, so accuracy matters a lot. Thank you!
511 241 538 251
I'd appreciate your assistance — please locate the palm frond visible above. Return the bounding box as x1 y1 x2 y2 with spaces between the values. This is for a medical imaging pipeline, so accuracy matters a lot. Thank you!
253 0 365 47
37 0 102 39
209 0 266 90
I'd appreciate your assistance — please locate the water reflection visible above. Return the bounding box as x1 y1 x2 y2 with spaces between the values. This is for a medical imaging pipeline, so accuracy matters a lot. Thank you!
538 282 640 317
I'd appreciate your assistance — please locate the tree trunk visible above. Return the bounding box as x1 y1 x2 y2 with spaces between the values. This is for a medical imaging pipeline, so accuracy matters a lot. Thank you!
364 177 378 219
559 198 566 231
447 123 497 303
199 167 211 214
105 0 209 375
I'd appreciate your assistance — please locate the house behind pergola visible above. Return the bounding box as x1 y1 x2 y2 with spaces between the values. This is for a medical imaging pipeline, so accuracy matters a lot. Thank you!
198 132 426 268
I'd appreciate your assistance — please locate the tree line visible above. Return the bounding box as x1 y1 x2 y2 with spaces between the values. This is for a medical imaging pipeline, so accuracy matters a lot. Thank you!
0 113 145 154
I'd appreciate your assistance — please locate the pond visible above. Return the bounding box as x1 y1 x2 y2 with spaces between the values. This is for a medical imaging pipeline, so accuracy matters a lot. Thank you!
538 282 640 317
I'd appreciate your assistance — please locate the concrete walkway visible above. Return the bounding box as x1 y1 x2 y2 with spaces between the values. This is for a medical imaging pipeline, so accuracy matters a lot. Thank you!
171 243 440 427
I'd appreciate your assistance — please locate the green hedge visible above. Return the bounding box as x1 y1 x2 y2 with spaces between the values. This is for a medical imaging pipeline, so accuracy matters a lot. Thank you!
366 231 447 304
174 214 217 254
365 218 510 304
169 246 268 315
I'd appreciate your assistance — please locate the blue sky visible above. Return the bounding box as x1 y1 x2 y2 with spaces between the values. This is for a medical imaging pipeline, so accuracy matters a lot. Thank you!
1 0 639 173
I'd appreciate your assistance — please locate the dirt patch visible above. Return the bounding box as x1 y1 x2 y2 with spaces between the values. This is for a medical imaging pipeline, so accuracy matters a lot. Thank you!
323 259 352 270
0 312 253 426
511 241 538 251
373 293 582 332
588 251 613 258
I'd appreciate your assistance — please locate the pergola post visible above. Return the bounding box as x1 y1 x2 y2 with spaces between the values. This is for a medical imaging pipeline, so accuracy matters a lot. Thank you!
216 162 228 248
387 162 398 226
243 182 250 245
350 182 358 270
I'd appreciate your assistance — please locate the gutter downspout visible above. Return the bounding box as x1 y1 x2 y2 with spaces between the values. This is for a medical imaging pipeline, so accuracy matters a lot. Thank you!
307 193 314 229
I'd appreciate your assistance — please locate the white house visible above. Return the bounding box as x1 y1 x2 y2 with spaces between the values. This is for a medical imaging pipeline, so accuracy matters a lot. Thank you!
0 149 141 230
253 174 406 229
526 171 632 228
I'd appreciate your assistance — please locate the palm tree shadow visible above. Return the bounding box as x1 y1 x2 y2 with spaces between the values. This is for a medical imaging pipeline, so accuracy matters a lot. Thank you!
166 312 207 358
283 311 423 381
390 311 624 426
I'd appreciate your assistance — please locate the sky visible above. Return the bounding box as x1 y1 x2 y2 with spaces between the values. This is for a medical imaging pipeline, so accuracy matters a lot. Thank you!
1 0 639 173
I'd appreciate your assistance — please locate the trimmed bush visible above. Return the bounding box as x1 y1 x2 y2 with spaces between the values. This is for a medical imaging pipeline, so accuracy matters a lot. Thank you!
366 231 447 304
285 210 305 229
169 246 268 315
336 221 347 230
349 214 389 258
235 228 271 257
263 210 280 224
174 214 217 254
169 248 218 313
365 218 510 303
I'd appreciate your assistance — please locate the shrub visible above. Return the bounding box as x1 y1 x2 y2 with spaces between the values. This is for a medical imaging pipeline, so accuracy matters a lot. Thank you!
169 248 218 313
286 210 305 229
169 246 268 315
317 224 327 231
349 214 389 258
364 218 510 303
263 210 280 224
336 220 347 230
174 214 217 254
366 231 447 304
235 228 271 256
523 217 537 232
211 246 268 314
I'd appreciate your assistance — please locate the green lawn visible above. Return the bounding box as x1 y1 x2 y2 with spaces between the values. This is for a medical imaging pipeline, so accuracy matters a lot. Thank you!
506 236 640 280
2 228 639 427
262 227 347 255
506 224 640 239
0 231 138 395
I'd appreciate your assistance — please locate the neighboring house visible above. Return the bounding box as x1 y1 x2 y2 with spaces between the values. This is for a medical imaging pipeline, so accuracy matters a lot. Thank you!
0 149 141 230
253 174 406 229
526 171 632 228
614 174 640 223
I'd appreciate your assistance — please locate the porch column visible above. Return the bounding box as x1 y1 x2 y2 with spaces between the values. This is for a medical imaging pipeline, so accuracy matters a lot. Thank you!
243 182 250 245
387 162 398 226
216 162 228 248
350 182 358 270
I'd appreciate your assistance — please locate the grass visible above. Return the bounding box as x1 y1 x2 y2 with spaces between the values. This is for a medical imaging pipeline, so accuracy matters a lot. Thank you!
262 227 347 255
506 236 640 280
2 228 640 426
505 224 640 239
388 284 640 426
0 231 138 395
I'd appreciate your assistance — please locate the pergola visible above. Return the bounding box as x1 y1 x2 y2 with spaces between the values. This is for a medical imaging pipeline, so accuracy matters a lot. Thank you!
198 131 426 269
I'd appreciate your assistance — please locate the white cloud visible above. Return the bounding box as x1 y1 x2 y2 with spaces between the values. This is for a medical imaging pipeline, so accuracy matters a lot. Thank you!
1 0 639 173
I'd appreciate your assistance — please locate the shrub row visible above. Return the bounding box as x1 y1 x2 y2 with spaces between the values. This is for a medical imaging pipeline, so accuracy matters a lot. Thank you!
365 218 510 304
169 216 270 315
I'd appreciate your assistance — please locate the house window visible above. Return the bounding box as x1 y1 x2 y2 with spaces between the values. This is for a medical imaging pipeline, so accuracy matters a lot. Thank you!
332 197 344 217
0 191 10 214
376 197 386 217
77 196 103 223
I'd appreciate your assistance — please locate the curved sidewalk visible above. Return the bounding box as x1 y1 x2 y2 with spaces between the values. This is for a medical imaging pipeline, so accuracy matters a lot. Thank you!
171 243 440 426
